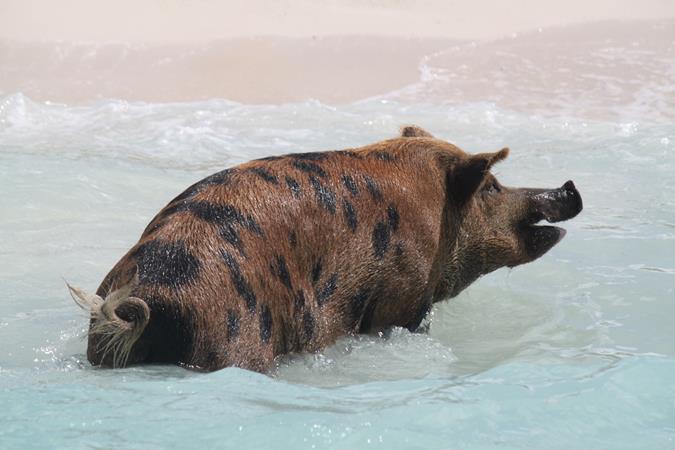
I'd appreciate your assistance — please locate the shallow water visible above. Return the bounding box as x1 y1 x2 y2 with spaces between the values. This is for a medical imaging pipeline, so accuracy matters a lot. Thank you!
2 38 675 448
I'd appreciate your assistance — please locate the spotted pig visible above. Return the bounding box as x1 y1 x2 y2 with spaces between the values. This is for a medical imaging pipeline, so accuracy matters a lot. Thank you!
68 126 583 372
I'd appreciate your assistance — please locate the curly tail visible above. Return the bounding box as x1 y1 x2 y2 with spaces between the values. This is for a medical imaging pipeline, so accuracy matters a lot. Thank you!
67 281 150 368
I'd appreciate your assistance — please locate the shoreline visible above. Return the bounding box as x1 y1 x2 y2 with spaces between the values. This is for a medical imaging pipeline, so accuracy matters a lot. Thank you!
1 18 674 121
0 36 450 105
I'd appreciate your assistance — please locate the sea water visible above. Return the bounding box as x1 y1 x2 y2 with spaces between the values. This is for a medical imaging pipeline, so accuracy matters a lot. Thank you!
1 40 675 449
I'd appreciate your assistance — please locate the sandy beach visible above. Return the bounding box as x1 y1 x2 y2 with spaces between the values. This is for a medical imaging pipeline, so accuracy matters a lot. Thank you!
1 0 674 110
2 0 674 42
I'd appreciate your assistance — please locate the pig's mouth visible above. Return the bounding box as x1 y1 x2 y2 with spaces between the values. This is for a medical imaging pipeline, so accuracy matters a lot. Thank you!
521 180 583 260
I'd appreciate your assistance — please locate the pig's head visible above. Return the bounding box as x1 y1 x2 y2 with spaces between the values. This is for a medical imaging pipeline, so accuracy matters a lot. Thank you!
441 147 583 298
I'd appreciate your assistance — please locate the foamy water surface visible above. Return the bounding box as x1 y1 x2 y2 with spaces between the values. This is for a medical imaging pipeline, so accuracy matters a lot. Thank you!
1 37 675 449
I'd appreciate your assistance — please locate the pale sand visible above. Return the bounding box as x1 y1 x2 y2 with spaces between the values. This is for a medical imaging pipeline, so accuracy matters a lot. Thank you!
0 37 450 104
1 0 674 42
1 0 674 108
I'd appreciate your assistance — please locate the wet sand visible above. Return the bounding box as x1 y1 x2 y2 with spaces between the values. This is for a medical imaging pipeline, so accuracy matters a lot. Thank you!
0 37 449 104
389 20 675 121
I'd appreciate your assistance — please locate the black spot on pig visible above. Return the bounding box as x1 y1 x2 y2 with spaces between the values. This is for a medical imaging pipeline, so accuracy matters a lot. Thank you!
342 175 359 196
309 176 336 214
227 310 240 341
387 204 400 231
372 221 391 259
311 259 323 285
293 160 328 179
285 176 302 197
303 311 315 341
260 305 272 343
372 151 395 161
274 255 293 290
290 152 327 161
250 167 279 185
343 199 358 232
316 273 338 306
133 240 200 287
221 250 257 313
364 176 383 202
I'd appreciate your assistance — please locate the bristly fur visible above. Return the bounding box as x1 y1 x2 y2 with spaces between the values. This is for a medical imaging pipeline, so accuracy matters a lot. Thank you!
69 125 582 372
67 280 149 368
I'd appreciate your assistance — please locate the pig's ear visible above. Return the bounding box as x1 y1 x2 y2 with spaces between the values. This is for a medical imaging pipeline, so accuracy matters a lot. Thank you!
400 125 434 138
448 148 509 205
473 147 509 169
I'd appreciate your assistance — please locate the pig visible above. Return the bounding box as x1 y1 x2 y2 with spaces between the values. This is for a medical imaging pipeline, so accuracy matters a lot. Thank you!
68 126 582 372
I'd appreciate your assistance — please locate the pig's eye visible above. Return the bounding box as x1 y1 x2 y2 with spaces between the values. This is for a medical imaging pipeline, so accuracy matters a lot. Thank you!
485 180 502 194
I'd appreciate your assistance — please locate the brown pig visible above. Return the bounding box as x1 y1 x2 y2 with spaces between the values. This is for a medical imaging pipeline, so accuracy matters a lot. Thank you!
68 126 582 372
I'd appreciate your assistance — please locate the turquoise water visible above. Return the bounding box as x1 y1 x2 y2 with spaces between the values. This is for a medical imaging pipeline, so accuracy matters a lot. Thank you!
1 90 674 449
